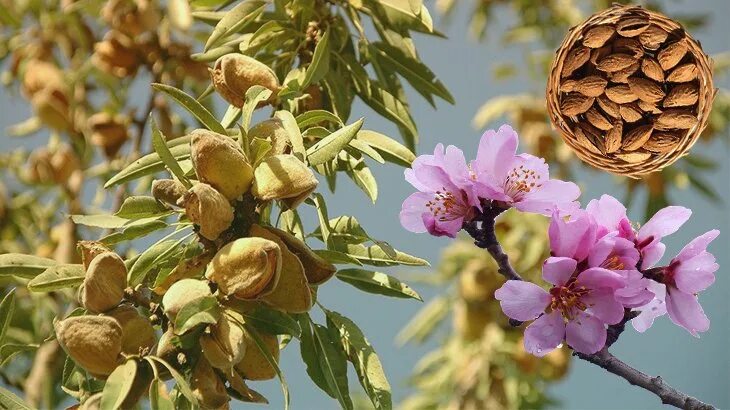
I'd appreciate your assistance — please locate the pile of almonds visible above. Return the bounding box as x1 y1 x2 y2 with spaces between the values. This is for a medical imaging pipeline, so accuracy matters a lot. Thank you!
547 5 714 176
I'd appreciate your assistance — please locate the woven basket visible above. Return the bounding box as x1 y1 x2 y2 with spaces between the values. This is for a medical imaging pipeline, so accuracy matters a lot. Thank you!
546 4 715 178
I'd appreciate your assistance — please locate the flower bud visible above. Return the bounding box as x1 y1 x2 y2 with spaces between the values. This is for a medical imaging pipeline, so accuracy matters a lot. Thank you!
178 183 234 241
162 279 212 323
265 226 335 285
207 237 282 301
201 310 246 370
249 225 312 313
210 54 279 108
31 86 72 131
252 154 318 209
106 304 156 355
81 251 127 313
88 112 129 157
248 118 290 156
55 315 123 377
151 178 187 207
77 241 112 271
191 358 229 409
190 129 254 201
235 328 279 381
93 31 140 78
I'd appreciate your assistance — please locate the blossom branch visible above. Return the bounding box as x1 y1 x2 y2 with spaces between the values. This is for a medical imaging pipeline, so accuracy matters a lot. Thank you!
463 205 715 410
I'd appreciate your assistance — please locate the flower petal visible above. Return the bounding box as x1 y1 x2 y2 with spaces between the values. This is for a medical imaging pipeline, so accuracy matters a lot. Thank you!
585 195 628 234
583 289 625 324
523 311 565 357
399 192 432 233
675 230 720 262
640 242 666 270
565 312 607 355
665 287 710 337
542 257 577 286
548 212 597 261
577 267 626 290
631 281 666 333
494 281 551 321
638 206 691 244
422 213 463 238
673 252 717 294
474 124 518 180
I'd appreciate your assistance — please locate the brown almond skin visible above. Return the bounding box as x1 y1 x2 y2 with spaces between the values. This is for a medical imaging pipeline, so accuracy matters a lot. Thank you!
658 41 688 71
206 237 282 299
622 125 654 151
609 61 639 83
644 132 680 153
615 150 652 163
583 25 615 48
639 25 669 50
152 179 187 206
627 77 665 104
654 109 699 130
605 85 638 104
619 103 644 123
664 84 699 108
596 53 636 72
667 63 698 83
264 226 337 285
106 304 156 355
561 46 590 78
616 17 649 37
210 54 279 108
597 96 620 118
585 107 613 130
575 76 608 97
235 329 279 381
560 94 594 116
605 121 623 153
641 58 665 82
179 183 234 241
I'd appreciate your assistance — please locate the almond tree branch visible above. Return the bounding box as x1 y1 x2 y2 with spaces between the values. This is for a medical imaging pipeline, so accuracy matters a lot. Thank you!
463 204 715 410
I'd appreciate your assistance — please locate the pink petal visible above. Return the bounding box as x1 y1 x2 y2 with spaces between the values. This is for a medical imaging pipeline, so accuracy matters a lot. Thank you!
548 212 597 261
443 145 471 187
587 235 616 268
583 289 625 324
399 192 432 233
524 311 565 357
474 179 511 203
640 242 666 270
494 281 551 321
673 253 717 294
422 214 463 238
614 270 654 308
675 230 720 261
577 267 626 290
585 195 628 234
542 256 577 286
566 312 607 354
474 124 518 180
632 282 667 333
665 287 709 337
519 178 581 216
638 206 691 244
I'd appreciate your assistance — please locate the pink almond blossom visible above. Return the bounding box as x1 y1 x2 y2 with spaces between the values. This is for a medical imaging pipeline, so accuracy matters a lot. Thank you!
633 230 719 336
399 144 478 238
472 125 580 215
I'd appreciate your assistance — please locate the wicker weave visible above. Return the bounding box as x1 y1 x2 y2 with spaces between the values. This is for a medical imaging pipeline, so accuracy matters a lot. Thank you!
546 4 715 178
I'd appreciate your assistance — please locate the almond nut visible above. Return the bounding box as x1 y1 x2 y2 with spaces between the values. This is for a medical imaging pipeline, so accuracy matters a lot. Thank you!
616 17 650 37
654 109 698 130
643 131 680 153
641 58 665 82
639 25 669 50
585 106 613 130
561 46 590 78
597 53 637 72
664 84 699 107
658 41 688 71
627 77 666 104
583 25 615 48
597 95 621 118
560 93 595 116
619 103 644 123
605 85 638 104
605 121 623 153
622 124 653 151
667 63 698 82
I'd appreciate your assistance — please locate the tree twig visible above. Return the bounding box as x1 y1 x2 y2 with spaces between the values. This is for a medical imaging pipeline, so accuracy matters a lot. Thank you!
463 204 715 410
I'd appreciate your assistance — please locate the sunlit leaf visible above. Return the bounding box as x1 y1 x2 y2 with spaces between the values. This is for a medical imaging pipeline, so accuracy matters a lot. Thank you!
275 110 305 158
0 254 56 279
307 119 364 166
336 269 421 300
301 29 331 89
355 130 414 167
145 356 197 406
100 360 138 410
27 265 85 292
295 110 343 129
152 119 192 188
115 196 169 219
243 308 302 338
152 83 226 134
205 0 267 50
104 137 192 188
174 295 221 335
0 290 16 346
0 386 32 410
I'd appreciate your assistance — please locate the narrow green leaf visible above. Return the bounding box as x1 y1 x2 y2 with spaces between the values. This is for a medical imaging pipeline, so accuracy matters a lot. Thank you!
348 140 385 164
104 138 192 188
0 344 39 366
221 105 242 129
370 42 453 104
334 243 428 266
101 220 169 246
146 356 198 406
295 110 343 129
307 119 364 166
356 130 415 167
336 269 421 300
152 119 192 188
324 309 392 410
364 0 434 33
0 290 16 346
0 254 56 279
204 0 267 50
310 322 353 409
275 110 305 158
174 296 221 335
243 308 301 338
310 193 332 245
128 234 190 286
355 81 417 150
313 250 363 266
342 155 377 203
301 29 330 89
240 86 273 133
279 209 304 240
115 196 169 219
70 214 130 229
0 386 33 410
27 265 85 292
152 83 226 134
100 360 138 410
